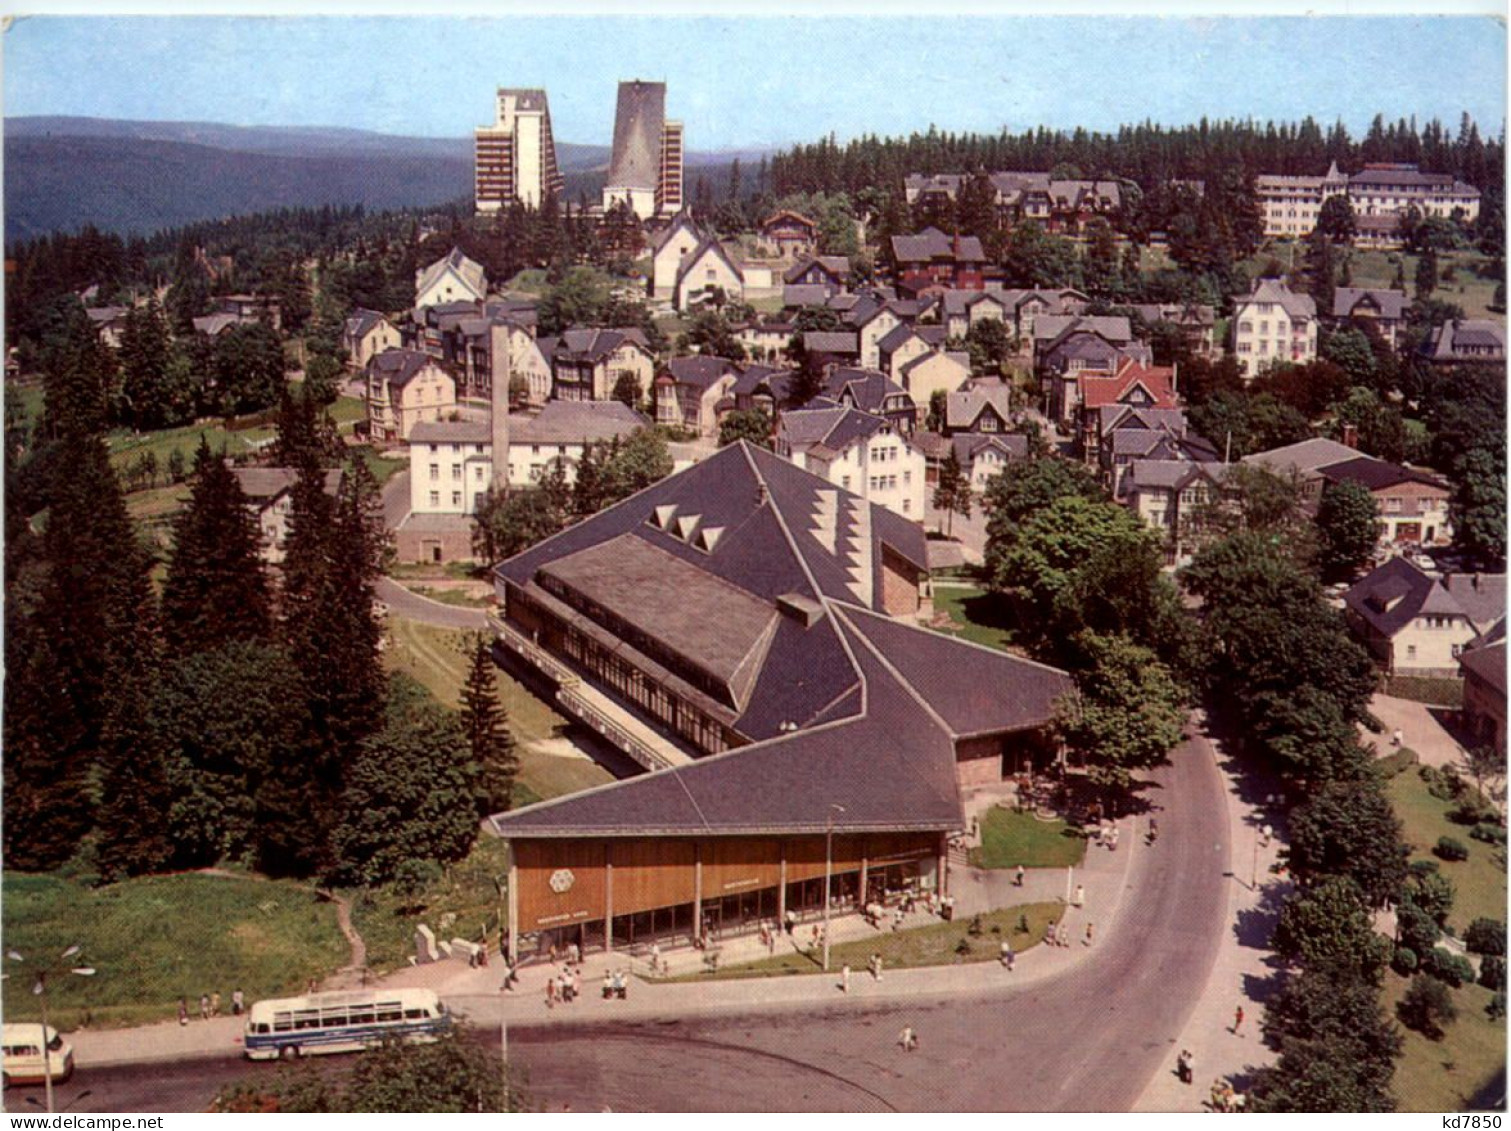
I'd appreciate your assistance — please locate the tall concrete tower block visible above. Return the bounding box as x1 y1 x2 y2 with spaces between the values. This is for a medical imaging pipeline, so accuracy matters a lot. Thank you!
475 88 564 213
603 80 682 220
490 323 511 493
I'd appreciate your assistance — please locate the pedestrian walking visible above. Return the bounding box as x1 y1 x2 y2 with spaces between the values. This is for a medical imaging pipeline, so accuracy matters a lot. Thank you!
1232 1005 1245 1035
1149 818 1159 844
840 964 850 993
898 1025 918 1052
602 971 614 1000
210 991 221 1017
1014 864 1025 887
767 925 776 955
178 997 189 1026
1045 920 1056 947
892 905 905 931
999 940 1015 969
1176 1049 1194 1085
650 942 662 976
1084 922 1094 946
1072 883 1085 908
785 909 797 936
545 977 557 1009
231 988 245 1016
199 993 211 1020
1392 727 1404 748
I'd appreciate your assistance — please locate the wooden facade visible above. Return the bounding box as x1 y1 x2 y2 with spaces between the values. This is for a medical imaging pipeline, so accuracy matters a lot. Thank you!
508 831 946 960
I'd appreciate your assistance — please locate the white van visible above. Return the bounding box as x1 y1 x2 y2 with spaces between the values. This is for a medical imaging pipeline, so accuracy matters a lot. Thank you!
1 1023 74 1087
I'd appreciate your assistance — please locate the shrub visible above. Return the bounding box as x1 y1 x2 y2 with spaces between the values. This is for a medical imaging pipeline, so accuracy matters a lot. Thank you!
1470 823 1508 846
1465 918 1506 957
1378 747 1419 777
1480 955 1507 993
1408 858 1440 878
1392 946 1419 975
1434 836 1469 862
1420 947 1476 988
1396 898 1442 955
1419 764 1465 801
1489 992 1507 1022
1449 798 1496 826
1399 974 1458 1039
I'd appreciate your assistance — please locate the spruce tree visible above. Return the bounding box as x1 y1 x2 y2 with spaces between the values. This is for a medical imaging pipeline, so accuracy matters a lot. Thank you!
460 635 518 815
161 436 273 655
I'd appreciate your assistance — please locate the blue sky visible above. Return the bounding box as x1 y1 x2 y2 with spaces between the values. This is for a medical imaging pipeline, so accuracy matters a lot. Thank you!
4 14 1505 150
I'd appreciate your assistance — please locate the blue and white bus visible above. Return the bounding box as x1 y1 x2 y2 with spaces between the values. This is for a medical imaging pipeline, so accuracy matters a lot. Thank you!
243 988 451 1061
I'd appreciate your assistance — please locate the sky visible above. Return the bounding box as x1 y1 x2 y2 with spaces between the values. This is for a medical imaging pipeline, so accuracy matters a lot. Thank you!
3 12 1505 151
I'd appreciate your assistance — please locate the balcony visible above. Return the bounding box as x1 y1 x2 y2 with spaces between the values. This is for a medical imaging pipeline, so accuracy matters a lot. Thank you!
489 614 691 773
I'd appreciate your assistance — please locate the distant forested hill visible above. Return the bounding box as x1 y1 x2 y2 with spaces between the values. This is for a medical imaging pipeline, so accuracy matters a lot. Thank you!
4 116 766 241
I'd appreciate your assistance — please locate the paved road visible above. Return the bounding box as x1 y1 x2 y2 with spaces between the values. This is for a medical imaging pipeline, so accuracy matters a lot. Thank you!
505 731 1230 1113
55 731 1228 1113
377 577 489 631
382 468 410 530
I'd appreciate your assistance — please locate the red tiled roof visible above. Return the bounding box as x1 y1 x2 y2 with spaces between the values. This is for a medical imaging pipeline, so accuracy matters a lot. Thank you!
1080 359 1178 411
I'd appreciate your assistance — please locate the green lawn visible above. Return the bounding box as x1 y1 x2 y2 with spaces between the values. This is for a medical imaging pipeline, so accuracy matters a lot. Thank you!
388 561 483 582
1385 971 1506 1112
384 616 613 802
970 808 1087 870
108 420 274 473
666 901 1061 982
1387 769 1507 933
931 584 1018 653
350 443 408 486
0 872 349 1029
408 585 493 609
1345 247 1503 321
344 837 513 975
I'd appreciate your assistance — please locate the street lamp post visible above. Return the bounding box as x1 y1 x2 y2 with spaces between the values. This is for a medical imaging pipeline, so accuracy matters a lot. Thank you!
822 804 847 972
6 946 96 1114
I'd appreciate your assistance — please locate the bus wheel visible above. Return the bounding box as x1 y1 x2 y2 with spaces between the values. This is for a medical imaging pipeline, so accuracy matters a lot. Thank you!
2 1072 10 1089
280 1046 301 1062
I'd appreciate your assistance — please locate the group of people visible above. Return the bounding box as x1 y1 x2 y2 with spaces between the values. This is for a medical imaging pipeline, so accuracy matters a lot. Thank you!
544 963 583 1008
177 989 245 1025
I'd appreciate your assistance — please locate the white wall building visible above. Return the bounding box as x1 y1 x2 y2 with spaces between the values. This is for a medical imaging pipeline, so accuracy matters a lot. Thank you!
1231 279 1317 379
776 403 925 522
474 88 564 212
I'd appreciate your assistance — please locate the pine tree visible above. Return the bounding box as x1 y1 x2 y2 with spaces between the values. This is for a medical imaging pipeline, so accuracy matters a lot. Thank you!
117 298 174 430
460 635 519 815
161 436 273 655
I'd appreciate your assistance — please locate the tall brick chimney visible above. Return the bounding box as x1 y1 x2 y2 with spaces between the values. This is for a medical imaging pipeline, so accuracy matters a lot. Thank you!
490 322 511 493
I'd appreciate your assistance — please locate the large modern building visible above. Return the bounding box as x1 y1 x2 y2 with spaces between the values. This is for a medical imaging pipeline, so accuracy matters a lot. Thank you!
1256 161 1481 239
487 442 1071 961
475 88 565 212
603 80 683 219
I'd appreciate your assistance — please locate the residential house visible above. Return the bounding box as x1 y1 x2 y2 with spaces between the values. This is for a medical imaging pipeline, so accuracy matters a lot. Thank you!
344 308 403 370
1076 359 1179 457
904 171 1123 235
1239 436 1369 505
85 306 130 349
1130 303 1218 357
730 364 793 416
655 355 742 436
824 367 918 434
943 382 1013 436
876 324 949 385
540 327 656 403
783 255 850 294
1343 557 1485 675
1421 320 1507 366
230 467 343 566
366 348 458 440
649 213 704 301
734 318 796 364
777 402 926 521
1096 406 1219 494
486 441 1071 961
1459 623 1507 753
1118 460 1230 567
218 293 282 331
672 237 777 311
191 312 241 338
889 228 987 296
1317 456 1453 546
950 433 1029 492
1231 279 1317 379
1034 315 1152 424
760 211 819 259
801 330 861 369
1332 288 1410 350
414 247 488 311
898 350 972 412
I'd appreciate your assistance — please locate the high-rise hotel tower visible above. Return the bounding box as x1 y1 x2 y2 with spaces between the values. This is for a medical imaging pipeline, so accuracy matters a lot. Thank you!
602 80 683 219
474 88 565 213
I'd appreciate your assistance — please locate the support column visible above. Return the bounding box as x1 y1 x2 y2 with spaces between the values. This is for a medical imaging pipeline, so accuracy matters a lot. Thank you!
693 843 704 944
506 845 520 966
859 855 869 907
604 844 614 954
777 844 788 923
938 832 949 898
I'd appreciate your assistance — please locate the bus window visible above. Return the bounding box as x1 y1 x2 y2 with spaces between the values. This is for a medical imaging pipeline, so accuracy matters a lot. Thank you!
404 1009 426 1020
376 1006 402 1023
349 1008 375 1025
273 1017 293 1032
321 1010 349 1028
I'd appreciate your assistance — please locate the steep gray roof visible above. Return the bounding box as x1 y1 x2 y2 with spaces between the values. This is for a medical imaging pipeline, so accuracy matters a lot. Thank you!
1424 320 1507 361
664 355 739 390
1333 288 1409 322
344 308 388 339
779 403 891 456
945 385 1012 431
368 347 442 389
416 247 487 301
1443 573 1507 634
1459 638 1506 697
549 327 652 363
606 79 666 192
1318 456 1449 494
803 331 860 356
952 433 1028 466
512 400 646 445
1241 437 1366 477
230 467 342 503
825 367 913 416
1345 557 1469 638
1240 279 1315 320
890 227 986 265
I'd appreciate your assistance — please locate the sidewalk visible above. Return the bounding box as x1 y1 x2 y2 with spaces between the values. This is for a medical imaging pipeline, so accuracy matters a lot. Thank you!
1362 692 1470 771
1132 712 1288 1112
69 811 1141 1069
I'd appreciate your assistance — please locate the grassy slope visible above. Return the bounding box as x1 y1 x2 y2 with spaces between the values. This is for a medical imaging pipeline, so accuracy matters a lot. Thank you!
1387 768 1506 932
668 902 1061 981
0 872 348 1029
970 808 1087 870
383 616 613 803
930 584 1019 653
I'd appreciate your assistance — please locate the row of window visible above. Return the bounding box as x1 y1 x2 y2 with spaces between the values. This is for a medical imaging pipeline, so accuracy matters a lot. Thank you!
429 491 464 508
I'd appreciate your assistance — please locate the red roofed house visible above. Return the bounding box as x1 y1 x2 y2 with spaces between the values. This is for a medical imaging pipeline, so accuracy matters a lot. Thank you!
1077 359 1178 457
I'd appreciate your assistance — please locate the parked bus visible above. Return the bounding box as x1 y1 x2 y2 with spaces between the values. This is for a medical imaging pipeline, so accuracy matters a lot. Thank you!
2 1024 75 1087
243 988 451 1061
